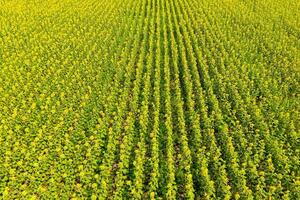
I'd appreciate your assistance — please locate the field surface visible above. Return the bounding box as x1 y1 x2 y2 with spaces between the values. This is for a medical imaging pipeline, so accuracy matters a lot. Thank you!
0 0 299 199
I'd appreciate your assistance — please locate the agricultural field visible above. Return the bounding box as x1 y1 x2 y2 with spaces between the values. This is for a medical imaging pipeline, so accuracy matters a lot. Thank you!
0 0 299 199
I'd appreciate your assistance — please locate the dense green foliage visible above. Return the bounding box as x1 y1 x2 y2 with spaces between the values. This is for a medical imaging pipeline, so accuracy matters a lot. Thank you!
0 0 299 199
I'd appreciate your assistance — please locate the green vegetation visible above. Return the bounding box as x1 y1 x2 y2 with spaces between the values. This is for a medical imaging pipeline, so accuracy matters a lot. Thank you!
0 0 299 199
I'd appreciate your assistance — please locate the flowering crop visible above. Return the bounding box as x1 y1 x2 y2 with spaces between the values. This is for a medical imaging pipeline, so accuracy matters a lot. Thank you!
0 0 299 199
